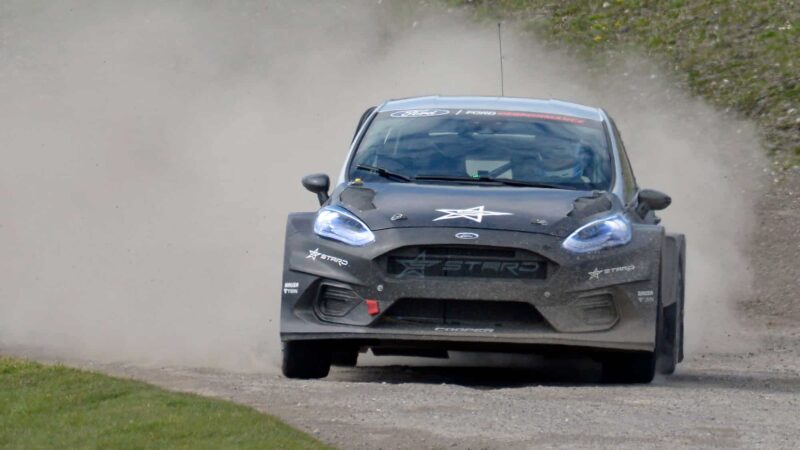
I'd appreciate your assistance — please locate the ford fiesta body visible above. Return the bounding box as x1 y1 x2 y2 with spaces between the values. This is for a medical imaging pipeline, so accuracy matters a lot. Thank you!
280 96 685 383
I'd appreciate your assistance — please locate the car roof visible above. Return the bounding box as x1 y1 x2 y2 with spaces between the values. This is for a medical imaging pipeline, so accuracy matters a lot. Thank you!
378 96 605 122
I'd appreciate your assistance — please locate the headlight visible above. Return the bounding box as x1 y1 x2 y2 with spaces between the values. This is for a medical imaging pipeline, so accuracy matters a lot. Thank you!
313 205 375 246
562 214 631 253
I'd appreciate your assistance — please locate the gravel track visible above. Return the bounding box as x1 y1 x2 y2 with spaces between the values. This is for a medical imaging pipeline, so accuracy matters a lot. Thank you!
86 324 800 449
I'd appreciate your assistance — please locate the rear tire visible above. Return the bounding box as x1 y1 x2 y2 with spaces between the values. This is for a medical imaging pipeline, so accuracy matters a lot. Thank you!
281 341 331 379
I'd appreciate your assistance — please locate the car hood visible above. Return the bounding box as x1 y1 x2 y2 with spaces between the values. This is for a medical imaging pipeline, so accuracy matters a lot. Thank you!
333 182 618 237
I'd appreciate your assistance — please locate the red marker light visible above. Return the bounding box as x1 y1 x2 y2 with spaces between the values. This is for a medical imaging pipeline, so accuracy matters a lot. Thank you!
366 299 380 316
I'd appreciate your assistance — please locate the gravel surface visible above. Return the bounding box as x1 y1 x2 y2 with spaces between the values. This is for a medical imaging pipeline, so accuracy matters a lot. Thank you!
747 170 800 324
80 322 800 450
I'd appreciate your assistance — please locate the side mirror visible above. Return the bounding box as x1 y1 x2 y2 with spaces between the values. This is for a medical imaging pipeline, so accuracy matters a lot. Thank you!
302 173 330 205
638 189 671 211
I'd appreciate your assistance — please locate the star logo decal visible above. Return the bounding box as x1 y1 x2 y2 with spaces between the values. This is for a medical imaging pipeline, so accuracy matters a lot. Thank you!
433 206 513 223
588 268 602 280
396 252 440 278
306 248 321 260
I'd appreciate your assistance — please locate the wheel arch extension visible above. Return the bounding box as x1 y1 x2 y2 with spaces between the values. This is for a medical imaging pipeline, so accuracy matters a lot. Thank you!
660 233 686 307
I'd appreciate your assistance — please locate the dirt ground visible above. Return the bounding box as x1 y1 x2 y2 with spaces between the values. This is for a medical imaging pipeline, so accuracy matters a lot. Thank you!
83 322 799 449
747 169 800 324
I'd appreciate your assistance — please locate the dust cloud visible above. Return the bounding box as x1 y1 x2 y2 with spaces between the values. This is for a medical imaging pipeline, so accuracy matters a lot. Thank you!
0 0 763 370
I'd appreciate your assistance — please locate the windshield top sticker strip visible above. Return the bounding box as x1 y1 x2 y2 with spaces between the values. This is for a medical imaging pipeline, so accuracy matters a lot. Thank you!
388 109 588 125
494 111 585 124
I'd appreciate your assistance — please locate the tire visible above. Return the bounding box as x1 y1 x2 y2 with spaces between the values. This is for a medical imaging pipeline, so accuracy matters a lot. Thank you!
601 296 661 384
281 341 331 379
657 303 678 375
331 350 359 367
658 257 684 375
677 253 686 363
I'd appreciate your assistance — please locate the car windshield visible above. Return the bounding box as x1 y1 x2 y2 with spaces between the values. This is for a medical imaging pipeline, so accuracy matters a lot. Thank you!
348 108 613 191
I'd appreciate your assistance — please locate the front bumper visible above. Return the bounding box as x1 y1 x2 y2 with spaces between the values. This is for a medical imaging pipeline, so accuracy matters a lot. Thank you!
280 213 663 353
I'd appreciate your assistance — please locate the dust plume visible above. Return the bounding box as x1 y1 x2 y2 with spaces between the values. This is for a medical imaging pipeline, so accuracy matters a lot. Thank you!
0 0 762 370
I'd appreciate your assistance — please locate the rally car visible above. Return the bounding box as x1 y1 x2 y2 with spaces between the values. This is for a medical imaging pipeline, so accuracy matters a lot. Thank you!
280 96 685 383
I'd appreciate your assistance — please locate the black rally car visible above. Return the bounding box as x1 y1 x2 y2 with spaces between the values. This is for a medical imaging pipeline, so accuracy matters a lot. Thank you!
280 96 685 383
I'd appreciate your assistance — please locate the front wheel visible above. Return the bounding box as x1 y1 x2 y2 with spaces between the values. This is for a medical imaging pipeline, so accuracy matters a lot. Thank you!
601 296 662 384
658 253 685 375
281 341 331 379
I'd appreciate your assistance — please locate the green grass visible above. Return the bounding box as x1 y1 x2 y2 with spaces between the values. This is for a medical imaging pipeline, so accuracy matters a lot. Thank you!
450 0 800 166
0 357 331 450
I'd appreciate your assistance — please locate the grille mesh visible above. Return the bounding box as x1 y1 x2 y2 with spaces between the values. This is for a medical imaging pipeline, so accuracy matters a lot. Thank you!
382 298 546 328
317 285 361 317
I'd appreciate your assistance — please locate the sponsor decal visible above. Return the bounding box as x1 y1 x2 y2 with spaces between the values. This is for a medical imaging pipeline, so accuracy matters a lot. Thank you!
390 213 407 221
390 109 450 118
306 248 349 267
391 252 545 279
637 289 655 303
455 232 480 240
433 205 513 223
588 265 636 280
283 282 299 295
464 110 496 116
434 327 495 333
496 111 586 125
394 252 440 278
457 109 587 125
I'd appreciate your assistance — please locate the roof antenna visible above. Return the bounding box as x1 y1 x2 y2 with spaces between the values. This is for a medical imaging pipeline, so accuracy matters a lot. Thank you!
497 22 505 96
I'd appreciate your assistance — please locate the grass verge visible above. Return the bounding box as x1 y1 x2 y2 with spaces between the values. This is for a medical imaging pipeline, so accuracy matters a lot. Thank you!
0 357 330 450
450 0 800 167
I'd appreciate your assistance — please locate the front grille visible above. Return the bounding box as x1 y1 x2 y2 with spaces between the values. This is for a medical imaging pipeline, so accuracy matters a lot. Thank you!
317 285 361 317
383 245 548 280
382 298 546 328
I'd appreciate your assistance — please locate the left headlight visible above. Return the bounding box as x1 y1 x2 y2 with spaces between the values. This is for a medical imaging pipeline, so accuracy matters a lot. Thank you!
313 205 375 246
562 214 632 253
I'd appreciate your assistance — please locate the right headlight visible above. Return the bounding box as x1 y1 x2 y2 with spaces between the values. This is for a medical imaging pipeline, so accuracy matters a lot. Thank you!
313 205 375 247
562 214 632 254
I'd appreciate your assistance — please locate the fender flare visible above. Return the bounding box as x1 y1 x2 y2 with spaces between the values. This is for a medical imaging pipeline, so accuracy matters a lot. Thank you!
660 233 685 307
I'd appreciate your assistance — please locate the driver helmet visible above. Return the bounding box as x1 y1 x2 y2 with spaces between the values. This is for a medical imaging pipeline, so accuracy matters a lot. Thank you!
525 143 594 179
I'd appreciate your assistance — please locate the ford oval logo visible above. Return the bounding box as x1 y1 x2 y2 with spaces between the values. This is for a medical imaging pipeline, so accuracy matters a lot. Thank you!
455 232 480 240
